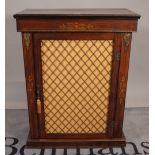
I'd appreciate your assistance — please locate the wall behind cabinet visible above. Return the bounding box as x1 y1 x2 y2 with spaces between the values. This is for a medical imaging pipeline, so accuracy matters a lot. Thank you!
5 0 148 108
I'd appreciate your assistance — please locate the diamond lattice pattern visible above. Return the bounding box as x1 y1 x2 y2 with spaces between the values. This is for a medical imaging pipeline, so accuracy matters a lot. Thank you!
41 40 113 134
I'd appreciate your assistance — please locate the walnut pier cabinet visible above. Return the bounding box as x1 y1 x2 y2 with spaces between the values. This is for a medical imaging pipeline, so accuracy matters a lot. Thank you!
14 9 140 148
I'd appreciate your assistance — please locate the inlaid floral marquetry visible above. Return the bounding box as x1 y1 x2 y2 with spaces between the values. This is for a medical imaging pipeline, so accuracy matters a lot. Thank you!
124 33 131 49
23 33 30 49
59 22 94 30
119 75 127 105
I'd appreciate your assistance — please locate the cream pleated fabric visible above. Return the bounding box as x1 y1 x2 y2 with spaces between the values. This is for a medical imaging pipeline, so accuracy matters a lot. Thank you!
41 40 113 134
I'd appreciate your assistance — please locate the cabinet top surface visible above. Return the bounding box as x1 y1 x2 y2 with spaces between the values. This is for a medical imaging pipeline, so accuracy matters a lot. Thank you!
14 8 140 19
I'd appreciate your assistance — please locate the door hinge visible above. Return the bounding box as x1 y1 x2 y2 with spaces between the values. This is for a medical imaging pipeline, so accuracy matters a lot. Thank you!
115 52 121 61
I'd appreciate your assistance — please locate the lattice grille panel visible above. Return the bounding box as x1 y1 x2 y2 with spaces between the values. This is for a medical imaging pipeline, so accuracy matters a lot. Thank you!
41 40 113 134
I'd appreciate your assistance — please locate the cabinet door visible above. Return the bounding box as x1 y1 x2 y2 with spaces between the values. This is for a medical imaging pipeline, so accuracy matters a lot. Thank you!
33 32 121 139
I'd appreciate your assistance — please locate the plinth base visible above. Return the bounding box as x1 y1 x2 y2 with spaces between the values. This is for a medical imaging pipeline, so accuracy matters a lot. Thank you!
26 132 126 148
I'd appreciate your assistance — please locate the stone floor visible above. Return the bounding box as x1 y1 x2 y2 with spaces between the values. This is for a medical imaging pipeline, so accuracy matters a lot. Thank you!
5 108 149 155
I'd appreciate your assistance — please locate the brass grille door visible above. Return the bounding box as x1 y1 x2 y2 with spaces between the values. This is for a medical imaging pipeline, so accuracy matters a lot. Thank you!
34 33 118 138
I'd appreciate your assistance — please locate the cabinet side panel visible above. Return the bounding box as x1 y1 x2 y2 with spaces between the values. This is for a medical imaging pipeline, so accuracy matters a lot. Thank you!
22 32 39 138
107 33 122 137
114 33 132 137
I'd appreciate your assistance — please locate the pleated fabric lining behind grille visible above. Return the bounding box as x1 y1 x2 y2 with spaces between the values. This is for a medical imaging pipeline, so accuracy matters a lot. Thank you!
41 40 113 134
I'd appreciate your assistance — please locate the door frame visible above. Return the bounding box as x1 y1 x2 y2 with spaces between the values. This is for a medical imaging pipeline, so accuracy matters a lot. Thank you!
33 32 121 139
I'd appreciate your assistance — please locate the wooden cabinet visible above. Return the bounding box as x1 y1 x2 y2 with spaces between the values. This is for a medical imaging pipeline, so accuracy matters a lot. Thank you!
14 9 140 148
